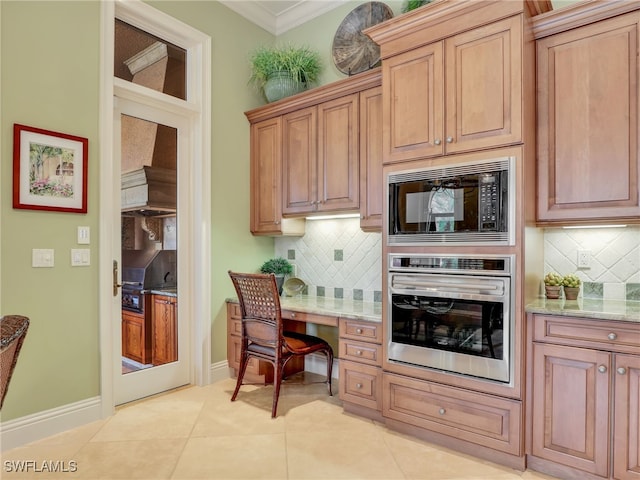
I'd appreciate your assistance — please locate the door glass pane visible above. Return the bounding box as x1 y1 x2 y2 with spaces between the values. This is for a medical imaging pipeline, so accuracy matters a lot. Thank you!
120 113 178 374
114 19 186 100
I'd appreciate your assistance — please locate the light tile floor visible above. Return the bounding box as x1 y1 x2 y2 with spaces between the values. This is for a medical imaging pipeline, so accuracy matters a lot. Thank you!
2 374 562 479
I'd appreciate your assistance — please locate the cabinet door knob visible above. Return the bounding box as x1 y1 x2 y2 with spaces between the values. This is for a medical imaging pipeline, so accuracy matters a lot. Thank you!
446 136 454 143
617 367 627 375
608 332 617 340
439 408 446 415
598 365 607 373
434 139 441 145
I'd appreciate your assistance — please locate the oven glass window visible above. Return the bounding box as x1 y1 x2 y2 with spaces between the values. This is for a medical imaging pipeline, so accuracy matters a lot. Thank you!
391 294 504 360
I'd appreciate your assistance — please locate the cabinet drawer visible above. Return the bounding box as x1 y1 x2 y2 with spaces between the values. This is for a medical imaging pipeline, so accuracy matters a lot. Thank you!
339 319 382 343
339 339 382 366
281 309 338 327
228 303 241 320
227 335 273 382
532 314 640 354
383 373 521 455
229 318 242 337
339 360 381 411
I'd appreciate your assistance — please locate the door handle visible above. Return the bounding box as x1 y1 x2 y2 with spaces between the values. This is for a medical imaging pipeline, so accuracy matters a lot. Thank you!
113 260 122 296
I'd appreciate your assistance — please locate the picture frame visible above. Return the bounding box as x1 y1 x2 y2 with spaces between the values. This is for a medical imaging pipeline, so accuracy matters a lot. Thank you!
13 123 88 213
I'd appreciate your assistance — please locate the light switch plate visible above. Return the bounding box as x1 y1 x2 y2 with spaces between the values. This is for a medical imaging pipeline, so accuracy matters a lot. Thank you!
71 249 90 266
32 249 54 268
77 226 90 244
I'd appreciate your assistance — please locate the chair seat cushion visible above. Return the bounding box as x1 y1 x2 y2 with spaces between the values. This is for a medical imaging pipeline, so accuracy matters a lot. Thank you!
283 331 330 355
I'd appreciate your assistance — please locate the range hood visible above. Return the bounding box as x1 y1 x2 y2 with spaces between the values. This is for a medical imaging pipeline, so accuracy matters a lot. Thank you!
120 43 177 217
121 166 176 217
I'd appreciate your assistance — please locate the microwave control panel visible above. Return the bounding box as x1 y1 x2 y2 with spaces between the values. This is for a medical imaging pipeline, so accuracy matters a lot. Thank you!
479 174 500 231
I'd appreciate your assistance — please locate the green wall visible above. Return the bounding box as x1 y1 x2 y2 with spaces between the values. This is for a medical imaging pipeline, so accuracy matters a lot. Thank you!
0 0 273 421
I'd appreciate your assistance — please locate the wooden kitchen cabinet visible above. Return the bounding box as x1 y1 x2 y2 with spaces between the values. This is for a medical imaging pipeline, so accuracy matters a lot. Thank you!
122 309 151 364
249 117 304 236
282 93 359 215
527 313 640 479
535 6 640 224
359 86 384 231
376 14 522 164
150 294 177 365
339 318 383 416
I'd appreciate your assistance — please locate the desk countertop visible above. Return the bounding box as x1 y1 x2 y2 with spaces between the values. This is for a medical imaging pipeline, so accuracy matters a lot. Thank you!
227 295 382 323
525 298 640 323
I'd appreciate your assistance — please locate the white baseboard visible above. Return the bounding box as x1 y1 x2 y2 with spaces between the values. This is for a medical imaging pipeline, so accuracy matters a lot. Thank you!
0 396 102 452
209 359 232 383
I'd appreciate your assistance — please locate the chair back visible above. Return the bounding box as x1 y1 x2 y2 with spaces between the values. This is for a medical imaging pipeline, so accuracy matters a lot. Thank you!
228 272 283 349
1 315 30 409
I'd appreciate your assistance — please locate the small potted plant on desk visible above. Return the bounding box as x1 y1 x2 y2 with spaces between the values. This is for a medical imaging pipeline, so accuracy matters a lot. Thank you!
259 257 293 295
544 272 563 299
562 273 581 300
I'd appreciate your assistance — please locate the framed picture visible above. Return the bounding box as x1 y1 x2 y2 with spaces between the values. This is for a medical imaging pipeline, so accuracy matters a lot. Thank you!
13 123 88 213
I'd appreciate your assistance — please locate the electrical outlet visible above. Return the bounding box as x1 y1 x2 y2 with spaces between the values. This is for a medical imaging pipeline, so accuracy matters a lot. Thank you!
577 250 592 268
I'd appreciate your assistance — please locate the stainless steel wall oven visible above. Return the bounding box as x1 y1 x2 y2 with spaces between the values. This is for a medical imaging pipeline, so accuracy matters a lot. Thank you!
388 254 514 383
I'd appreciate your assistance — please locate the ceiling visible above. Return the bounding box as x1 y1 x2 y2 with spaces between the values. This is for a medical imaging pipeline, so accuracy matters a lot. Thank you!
219 0 349 35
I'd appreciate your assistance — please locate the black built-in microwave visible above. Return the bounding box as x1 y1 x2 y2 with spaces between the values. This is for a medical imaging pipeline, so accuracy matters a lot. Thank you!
388 157 515 246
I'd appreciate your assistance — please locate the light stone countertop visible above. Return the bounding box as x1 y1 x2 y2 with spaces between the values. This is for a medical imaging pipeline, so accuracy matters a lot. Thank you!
525 297 640 323
227 295 382 323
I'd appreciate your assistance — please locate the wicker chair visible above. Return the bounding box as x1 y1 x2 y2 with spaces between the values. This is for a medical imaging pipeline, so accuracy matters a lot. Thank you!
1 315 30 409
228 271 333 418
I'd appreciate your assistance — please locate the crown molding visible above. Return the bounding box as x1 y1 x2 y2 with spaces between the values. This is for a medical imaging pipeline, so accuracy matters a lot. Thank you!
220 0 348 35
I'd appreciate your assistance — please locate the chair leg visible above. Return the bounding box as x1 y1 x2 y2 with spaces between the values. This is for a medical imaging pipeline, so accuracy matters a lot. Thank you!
271 361 284 418
231 352 250 402
325 347 333 396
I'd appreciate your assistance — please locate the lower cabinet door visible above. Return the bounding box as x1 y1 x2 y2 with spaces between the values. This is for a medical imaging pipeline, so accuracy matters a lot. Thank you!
339 360 381 411
531 343 611 476
383 373 521 455
613 354 640 480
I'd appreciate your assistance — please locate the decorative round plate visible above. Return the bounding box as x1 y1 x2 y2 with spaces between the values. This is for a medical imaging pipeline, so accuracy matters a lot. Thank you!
283 277 306 297
332 2 394 76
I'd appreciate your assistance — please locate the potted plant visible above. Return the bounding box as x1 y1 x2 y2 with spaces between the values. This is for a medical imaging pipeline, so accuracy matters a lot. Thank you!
543 272 563 299
248 43 322 103
401 0 432 13
562 273 581 300
259 257 294 295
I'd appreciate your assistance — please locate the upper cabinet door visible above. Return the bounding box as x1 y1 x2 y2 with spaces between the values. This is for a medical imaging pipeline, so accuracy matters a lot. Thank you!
445 15 522 155
383 42 444 163
537 11 640 223
317 93 360 212
282 106 318 215
359 86 384 231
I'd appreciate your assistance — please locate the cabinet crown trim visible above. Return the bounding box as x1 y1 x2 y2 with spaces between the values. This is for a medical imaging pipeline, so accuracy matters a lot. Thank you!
245 69 381 123
533 0 640 39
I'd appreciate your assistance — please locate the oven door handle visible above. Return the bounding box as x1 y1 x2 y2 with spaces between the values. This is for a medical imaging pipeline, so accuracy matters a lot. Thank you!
391 277 504 295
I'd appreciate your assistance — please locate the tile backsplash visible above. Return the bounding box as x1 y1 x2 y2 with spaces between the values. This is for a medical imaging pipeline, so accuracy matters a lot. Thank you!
274 221 640 303
275 217 382 302
544 226 640 301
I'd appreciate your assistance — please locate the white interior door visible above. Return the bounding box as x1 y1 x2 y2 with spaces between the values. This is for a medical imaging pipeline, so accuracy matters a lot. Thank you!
113 97 191 405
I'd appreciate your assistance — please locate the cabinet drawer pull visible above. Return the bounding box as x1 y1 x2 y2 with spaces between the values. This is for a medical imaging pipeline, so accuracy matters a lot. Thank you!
355 383 363 389
617 367 627 375
598 365 607 373
356 328 363 334
356 350 363 356
439 408 446 415
608 332 617 340
290 312 296 318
